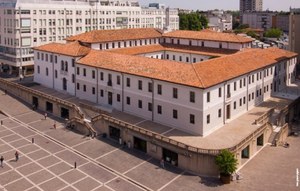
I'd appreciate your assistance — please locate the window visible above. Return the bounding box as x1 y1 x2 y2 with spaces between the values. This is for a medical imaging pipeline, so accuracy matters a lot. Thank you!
219 88 222 97
54 56 57 63
193 58 196 63
207 115 210 124
173 88 178 99
243 96 246 104
72 59 75 67
46 68 48 76
83 85 86 92
218 109 221 118
126 78 130 87
126 97 131 105
117 76 120 85
92 87 95 95
207 92 210 102
186 57 189 63
157 84 162 95
100 90 104 97
138 80 142 90
234 82 236 91
240 98 242 106
83 68 86 76
157 105 162 114
138 100 142 108
55 70 57 78
76 67 80 75
92 70 95 79
240 79 242 88
148 82 152 92
234 101 236 109
50 55 53 63
100 72 103 80
77 83 80 90
72 74 75 83
190 91 195 103
37 52 40 60
190 114 195 124
148 103 152 111
117 94 120 102
173 110 178 119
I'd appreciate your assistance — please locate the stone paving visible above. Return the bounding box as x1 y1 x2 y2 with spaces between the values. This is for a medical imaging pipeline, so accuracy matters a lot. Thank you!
0 92 299 191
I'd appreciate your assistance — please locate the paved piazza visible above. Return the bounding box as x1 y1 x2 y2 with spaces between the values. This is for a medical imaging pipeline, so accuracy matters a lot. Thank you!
0 91 299 191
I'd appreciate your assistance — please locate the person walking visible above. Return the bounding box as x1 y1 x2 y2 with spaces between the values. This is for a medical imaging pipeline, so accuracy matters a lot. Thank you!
53 122 56 130
44 113 47 120
0 156 4 167
160 158 165 169
15 151 19 162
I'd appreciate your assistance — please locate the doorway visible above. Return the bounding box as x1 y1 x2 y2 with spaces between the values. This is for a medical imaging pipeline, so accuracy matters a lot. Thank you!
226 104 231 120
257 134 264 146
108 92 113 105
162 148 178 166
32 96 39 108
133 136 147 153
46 101 53 113
241 145 250 159
61 107 69 119
62 78 67 91
109 126 120 141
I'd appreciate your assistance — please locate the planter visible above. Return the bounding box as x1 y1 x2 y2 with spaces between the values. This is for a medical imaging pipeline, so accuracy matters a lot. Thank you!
220 173 231 184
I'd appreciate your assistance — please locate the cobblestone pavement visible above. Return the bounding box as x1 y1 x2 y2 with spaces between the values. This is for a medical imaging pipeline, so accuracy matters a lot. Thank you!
0 92 299 191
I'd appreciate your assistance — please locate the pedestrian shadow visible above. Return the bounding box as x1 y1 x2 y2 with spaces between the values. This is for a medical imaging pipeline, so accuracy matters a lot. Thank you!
8 159 17 163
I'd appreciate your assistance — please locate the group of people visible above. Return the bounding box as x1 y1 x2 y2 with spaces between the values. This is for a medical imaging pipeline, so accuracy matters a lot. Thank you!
0 151 19 167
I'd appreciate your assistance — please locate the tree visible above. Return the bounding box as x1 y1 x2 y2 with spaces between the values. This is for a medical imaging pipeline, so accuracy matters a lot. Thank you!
264 28 282 38
178 12 208 31
188 13 202 31
215 149 238 176
179 13 189 30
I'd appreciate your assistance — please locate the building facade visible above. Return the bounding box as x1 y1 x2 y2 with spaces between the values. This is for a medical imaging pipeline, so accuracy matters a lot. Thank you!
240 0 263 13
206 10 233 32
0 0 179 75
289 8 300 65
34 28 297 137
242 12 275 30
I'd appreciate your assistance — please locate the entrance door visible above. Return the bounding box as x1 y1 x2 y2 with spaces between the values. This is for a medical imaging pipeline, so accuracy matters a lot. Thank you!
61 107 69 119
226 104 231 120
32 96 39 108
133 137 147 153
62 78 67 91
46 101 53 113
108 92 113 105
109 126 120 141
163 148 178 166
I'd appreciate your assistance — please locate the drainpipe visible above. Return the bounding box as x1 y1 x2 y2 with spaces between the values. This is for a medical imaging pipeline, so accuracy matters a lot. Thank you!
152 79 154 121
96 67 99 104
121 73 124 112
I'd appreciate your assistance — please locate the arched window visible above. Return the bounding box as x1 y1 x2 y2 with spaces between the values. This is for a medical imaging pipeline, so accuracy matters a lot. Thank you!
65 61 68 72
61 60 64 70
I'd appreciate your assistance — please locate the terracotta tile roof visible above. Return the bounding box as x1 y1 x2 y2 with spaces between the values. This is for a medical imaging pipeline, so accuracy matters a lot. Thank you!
33 41 90 57
193 47 298 88
77 47 297 89
109 43 238 57
66 28 162 43
77 50 202 87
163 30 253 43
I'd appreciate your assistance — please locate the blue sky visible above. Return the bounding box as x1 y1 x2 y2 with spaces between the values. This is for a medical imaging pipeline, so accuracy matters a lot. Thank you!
139 0 300 11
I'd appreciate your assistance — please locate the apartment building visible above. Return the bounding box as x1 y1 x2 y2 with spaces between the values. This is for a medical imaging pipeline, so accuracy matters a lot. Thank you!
289 8 300 65
0 0 179 75
240 0 263 13
33 28 297 136
242 12 275 30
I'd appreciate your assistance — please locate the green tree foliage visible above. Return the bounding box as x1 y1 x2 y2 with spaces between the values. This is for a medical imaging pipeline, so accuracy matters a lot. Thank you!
179 13 208 31
215 150 238 175
264 28 282 38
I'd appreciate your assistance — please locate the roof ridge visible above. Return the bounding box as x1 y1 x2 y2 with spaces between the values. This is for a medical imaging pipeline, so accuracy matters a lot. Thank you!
191 63 205 88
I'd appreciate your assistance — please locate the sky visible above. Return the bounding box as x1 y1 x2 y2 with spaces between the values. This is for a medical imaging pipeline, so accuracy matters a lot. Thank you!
139 0 300 11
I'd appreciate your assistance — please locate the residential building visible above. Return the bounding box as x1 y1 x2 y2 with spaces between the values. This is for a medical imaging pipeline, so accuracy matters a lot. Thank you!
242 12 275 30
273 14 289 33
33 28 298 136
240 0 263 13
0 0 179 75
289 8 300 65
206 10 232 32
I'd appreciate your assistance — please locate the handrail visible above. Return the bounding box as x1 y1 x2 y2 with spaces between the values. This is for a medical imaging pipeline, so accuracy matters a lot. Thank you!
67 117 97 136
254 108 274 125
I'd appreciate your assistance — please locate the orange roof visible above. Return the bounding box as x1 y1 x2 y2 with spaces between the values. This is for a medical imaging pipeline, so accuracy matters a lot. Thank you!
33 41 90 57
163 30 253 43
109 44 238 57
66 28 162 43
77 47 297 88
193 48 297 88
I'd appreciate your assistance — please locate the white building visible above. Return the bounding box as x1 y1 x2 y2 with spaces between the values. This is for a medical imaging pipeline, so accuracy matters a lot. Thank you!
34 28 298 136
0 0 179 75
207 10 232 32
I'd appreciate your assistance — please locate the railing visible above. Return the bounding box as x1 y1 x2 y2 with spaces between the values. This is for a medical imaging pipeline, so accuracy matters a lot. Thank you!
274 123 289 145
254 108 275 125
67 117 97 136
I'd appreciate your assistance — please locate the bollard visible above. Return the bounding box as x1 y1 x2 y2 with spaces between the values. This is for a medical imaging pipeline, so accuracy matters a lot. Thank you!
32 138 34 144
0 120 2 126
74 162 77 169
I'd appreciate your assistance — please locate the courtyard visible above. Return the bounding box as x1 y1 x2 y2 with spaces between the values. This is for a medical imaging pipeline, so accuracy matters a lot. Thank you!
0 91 299 191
